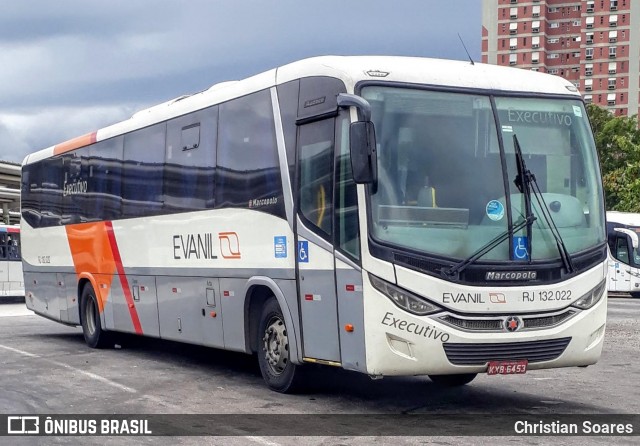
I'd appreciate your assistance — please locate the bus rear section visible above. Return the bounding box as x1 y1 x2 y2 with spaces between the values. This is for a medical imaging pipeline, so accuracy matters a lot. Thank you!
0 225 23 299
606 211 640 297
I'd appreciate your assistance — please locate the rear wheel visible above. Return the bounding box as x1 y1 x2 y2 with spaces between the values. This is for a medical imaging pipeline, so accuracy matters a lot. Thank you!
429 373 477 387
80 283 112 349
257 297 306 393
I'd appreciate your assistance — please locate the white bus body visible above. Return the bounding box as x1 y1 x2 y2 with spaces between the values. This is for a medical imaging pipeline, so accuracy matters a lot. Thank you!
606 211 640 297
0 225 24 298
21 56 607 391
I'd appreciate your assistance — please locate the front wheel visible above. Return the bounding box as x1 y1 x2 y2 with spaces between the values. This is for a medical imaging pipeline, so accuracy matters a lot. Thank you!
257 297 306 393
80 283 112 349
429 373 477 387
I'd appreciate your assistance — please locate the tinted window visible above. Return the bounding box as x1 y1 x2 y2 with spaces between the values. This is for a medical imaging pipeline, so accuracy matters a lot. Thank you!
216 90 284 217
164 107 217 212
122 124 166 218
299 118 334 237
0 230 20 261
88 136 124 221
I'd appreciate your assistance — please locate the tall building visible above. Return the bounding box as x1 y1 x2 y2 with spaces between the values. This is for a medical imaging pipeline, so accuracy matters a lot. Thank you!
482 0 640 117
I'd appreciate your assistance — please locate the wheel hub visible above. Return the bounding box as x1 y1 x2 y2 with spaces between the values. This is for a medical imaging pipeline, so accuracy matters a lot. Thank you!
262 317 289 375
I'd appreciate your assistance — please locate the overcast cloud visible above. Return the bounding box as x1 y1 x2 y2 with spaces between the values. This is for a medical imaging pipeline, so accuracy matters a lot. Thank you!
0 0 480 163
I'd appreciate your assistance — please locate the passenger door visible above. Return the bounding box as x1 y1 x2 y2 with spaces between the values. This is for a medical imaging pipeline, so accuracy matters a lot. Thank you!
296 117 340 362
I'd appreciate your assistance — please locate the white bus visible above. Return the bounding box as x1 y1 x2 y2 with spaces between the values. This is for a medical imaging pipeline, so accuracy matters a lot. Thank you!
606 211 640 297
0 224 23 298
21 56 607 392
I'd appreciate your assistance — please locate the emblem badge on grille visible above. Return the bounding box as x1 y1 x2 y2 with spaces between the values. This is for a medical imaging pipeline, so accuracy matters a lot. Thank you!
504 316 521 332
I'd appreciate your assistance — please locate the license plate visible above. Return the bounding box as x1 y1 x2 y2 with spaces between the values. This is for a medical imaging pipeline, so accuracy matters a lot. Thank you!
487 359 528 375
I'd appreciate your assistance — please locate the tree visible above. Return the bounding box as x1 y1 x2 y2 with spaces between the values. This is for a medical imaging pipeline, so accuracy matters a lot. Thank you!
586 104 640 211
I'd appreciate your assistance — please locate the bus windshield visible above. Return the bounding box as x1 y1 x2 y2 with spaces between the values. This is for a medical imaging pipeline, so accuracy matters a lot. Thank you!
363 86 605 262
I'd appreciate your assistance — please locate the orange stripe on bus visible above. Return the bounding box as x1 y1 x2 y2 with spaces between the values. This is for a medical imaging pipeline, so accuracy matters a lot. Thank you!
53 131 97 155
105 221 143 335
65 222 116 313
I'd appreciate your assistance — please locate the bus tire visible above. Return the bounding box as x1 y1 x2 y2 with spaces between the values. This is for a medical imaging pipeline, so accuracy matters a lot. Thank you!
80 283 112 349
428 373 477 387
257 297 306 393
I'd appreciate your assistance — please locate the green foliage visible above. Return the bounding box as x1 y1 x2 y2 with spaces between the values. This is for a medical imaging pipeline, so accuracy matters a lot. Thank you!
586 104 640 211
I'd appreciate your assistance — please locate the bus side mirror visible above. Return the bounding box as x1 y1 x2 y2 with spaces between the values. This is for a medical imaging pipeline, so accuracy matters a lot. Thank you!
349 121 377 186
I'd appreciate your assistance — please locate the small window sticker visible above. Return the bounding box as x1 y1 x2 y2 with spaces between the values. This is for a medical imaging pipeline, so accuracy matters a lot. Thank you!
274 236 287 258
573 105 582 117
486 200 505 221
502 125 513 133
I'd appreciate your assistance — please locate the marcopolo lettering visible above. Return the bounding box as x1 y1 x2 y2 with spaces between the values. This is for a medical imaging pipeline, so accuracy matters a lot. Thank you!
486 271 537 281
507 109 572 127
381 311 450 343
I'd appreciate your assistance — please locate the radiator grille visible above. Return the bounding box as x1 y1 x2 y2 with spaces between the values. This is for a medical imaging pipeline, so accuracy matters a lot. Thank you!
439 310 576 332
443 337 571 365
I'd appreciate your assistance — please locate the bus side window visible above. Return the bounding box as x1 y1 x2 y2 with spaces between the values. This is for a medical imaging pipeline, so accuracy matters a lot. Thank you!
615 236 630 264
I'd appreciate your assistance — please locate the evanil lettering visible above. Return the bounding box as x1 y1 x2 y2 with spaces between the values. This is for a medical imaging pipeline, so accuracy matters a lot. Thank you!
507 109 572 126
172 233 217 260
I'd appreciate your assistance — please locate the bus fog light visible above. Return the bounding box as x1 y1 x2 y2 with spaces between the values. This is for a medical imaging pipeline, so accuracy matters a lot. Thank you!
571 279 606 310
369 274 441 316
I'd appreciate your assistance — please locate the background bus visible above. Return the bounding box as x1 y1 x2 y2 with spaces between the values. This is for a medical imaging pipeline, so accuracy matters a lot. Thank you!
21 56 607 392
606 211 640 297
0 224 24 298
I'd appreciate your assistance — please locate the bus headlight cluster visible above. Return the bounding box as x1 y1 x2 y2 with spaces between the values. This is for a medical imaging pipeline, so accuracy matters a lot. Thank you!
369 274 441 315
571 279 607 310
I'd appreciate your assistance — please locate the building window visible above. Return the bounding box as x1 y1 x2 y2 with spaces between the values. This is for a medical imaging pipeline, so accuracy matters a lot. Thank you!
585 79 593 91
509 22 518 34
586 48 594 60
584 94 593 104
509 53 517 65
611 1 619 11
532 36 540 48
586 33 594 44
607 93 616 105
550 22 560 29
572 20 581 26
532 5 540 17
610 15 618 27
549 53 559 59
586 16 594 28
531 51 539 64
608 78 616 90
609 62 617 74
586 1 595 13
609 30 618 42
532 20 540 32
510 37 517 50
609 46 617 58
586 64 594 76
510 7 517 18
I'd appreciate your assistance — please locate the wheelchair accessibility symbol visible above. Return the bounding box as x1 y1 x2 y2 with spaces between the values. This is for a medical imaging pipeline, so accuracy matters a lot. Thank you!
298 241 309 263
513 236 529 260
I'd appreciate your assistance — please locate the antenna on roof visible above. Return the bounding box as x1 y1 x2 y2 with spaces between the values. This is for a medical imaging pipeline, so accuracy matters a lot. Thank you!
458 33 475 66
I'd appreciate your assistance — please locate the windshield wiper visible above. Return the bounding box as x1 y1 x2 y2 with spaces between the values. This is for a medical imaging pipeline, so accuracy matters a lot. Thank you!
513 134 575 274
443 215 535 279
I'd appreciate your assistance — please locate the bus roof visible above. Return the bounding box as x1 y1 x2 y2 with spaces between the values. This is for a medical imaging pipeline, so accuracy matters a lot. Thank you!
24 55 582 165
607 211 640 227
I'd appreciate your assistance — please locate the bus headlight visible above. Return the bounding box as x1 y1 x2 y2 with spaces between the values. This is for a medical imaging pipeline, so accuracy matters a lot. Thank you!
571 279 606 310
369 274 441 315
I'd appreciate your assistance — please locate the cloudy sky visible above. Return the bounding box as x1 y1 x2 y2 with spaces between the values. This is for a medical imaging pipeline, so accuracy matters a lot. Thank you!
0 0 481 163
